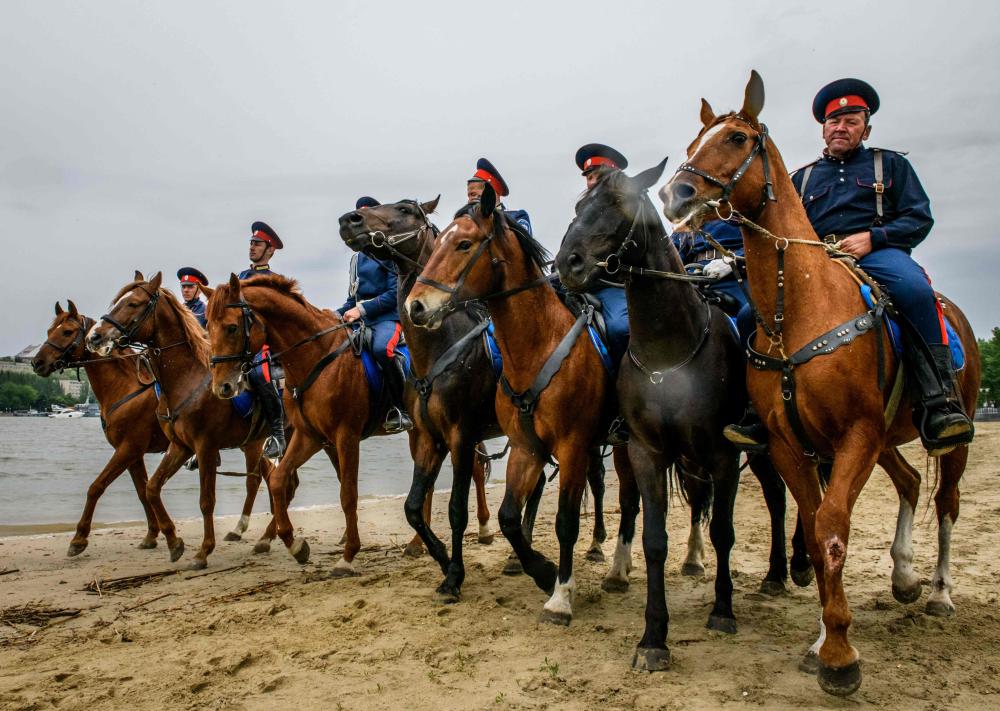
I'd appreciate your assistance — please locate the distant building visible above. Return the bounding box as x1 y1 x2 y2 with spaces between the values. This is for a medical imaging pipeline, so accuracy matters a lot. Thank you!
58 380 85 397
0 360 34 375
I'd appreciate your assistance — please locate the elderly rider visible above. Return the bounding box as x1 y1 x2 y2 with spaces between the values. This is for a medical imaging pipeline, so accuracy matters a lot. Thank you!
725 78 974 456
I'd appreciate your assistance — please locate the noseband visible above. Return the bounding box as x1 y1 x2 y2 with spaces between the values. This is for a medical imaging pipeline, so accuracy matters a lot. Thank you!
209 300 261 373
362 201 435 271
676 116 776 215
43 314 92 371
100 284 162 347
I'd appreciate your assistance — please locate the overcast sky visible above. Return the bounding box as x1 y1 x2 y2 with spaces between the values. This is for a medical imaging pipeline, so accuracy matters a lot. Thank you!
2 1 997 355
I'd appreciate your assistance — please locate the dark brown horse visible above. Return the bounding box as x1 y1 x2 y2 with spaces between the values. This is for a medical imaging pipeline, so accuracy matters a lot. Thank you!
32 300 167 555
406 186 637 624
86 272 275 569
661 71 980 695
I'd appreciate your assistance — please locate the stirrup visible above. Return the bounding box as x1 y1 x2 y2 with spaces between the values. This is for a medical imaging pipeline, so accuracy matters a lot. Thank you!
918 408 974 457
384 407 413 434
606 416 630 446
263 435 285 459
184 455 199 471
723 423 768 454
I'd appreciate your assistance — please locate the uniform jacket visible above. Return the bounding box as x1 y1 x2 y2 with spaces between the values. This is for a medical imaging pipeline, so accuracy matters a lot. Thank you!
184 298 207 328
238 264 279 280
672 218 745 264
337 252 400 324
501 206 533 236
791 145 933 253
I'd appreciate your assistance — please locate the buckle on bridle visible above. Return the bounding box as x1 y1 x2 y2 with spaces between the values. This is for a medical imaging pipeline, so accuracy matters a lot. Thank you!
602 253 621 274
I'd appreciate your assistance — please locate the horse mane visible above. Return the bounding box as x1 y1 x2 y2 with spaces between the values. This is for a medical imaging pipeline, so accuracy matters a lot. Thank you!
158 288 212 366
231 273 337 322
453 203 552 273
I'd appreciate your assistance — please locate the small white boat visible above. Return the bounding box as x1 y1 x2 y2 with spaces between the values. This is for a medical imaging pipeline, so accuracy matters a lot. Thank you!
48 408 84 419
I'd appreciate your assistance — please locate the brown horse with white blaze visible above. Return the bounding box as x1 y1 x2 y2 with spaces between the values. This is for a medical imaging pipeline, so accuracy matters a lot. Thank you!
406 185 637 625
661 71 979 696
86 272 276 568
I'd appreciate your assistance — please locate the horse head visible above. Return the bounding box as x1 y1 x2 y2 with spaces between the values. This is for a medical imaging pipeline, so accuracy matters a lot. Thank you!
206 273 267 399
33 300 92 376
87 272 164 356
661 70 775 229
338 197 440 267
556 159 668 291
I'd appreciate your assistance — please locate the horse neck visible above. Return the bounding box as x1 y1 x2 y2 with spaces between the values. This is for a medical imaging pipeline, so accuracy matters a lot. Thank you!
487 251 571 387
148 301 207 389
80 348 140 404
246 290 345 382
740 147 857 339
623 220 709 361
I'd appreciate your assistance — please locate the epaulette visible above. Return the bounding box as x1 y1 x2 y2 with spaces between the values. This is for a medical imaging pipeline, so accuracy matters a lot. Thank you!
789 157 821 179
869 147 908 156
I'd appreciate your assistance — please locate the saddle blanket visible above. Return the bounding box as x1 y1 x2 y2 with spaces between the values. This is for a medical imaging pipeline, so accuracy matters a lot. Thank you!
359 344 411 395
860 284 964 370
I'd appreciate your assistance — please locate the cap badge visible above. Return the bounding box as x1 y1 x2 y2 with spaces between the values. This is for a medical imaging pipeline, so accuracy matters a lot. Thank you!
838 97 848 107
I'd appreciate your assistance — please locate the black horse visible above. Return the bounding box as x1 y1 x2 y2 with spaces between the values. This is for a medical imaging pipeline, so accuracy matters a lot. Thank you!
338 197 608 601
556 161 809 670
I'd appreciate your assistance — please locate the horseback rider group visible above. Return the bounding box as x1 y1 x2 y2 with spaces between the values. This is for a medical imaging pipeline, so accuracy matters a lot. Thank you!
176 76 974 460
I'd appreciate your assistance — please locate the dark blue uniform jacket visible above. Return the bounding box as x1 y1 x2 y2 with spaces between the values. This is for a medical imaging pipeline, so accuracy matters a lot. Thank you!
184 298 207 328
337 252 400 324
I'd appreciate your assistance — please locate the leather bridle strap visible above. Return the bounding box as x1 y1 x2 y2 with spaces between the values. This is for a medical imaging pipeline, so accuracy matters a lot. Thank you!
209 301 259 370
100 285 161 347
44 315 93 372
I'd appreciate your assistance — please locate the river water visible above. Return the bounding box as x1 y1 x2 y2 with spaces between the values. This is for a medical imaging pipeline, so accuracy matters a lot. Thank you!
0 418 507 530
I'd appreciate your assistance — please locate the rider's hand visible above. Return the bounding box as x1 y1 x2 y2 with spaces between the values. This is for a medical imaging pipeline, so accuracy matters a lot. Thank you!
703 258 733 280
838 231 873 258
343 307 362 323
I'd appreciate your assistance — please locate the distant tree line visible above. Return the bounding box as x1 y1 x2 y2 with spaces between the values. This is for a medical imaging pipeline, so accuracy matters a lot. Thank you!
979 328 1000 407
0 371 89 411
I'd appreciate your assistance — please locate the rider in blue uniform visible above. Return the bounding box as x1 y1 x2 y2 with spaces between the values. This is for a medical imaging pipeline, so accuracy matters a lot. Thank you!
726 78 973 456
177 267 208 328
671 218 748 314
240 221 287 458
338 197 413 434
465 158 533 236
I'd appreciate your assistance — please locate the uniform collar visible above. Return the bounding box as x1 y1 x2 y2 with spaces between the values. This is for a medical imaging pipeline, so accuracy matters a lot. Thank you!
822 143 866 163
250 264 270 271
184 297 203 305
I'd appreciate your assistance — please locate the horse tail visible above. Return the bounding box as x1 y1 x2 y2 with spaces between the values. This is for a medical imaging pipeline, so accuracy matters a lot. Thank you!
675 460 712 525
816 460 832 492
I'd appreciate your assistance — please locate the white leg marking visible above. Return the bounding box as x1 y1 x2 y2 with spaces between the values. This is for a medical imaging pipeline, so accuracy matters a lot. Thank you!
606 536 633 581
890 499 919 594
231 514 250 536
808 614 827 656
684 521 705 569
543 576 575 617
334 556 356 574
927 515 955 610
478 522 491 539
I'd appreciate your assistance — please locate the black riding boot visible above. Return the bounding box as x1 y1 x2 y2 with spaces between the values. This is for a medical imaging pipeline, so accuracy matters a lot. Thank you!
383 354 414 434
909 342 974 456
606 415 630 446
255 379 287 459
723 404 769 454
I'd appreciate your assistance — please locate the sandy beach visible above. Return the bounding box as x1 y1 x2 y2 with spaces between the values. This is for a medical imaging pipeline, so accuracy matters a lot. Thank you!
2 425 999 710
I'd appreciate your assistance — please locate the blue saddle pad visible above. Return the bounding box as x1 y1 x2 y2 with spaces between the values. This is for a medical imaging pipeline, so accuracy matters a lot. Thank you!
152 381 263 419
587 325 614 373
860 285 964 370
485 322 504 379
360 344 411 395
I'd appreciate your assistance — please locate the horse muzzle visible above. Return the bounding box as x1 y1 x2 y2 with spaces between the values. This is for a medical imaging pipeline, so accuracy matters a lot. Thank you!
660 176 703 225
407 298 444 331
86 326 114 356
554 251 594 291
212 378 240 400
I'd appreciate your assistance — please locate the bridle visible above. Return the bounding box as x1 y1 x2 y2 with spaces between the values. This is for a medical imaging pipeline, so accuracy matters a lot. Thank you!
43 314 93 372
676 114 776 216
208 300 262 373
100 284 162 348
362 200 435 272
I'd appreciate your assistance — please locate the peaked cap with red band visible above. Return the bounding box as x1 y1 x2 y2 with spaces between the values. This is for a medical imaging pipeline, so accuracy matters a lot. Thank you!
468 158 509 197
177 267 208 286
355 196 380 209
575 143 629 175
812 78 880 123
250 221 283 249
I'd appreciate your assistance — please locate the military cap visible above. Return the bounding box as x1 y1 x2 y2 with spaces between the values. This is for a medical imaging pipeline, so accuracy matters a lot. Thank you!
177 267 208 286
575 143 629 175
812 78 880 123
356 196 381 209
468 158 510 197
250 221 283 249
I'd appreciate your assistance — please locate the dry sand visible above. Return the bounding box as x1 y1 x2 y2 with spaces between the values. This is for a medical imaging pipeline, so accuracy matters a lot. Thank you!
2 424 999 710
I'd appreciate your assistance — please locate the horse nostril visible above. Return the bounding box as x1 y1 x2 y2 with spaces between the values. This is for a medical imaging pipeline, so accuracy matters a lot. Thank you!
672 182 697 201
348 211 364 225
567 253 584 272
409 300 426 324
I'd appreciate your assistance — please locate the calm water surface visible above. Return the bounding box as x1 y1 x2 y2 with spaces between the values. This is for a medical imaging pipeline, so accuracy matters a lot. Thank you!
0 418 503 527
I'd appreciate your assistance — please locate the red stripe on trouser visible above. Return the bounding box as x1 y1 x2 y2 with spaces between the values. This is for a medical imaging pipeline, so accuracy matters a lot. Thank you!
385 323 402 358
920 266 948 345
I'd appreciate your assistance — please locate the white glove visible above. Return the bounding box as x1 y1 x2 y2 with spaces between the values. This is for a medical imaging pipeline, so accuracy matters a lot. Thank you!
702 258 733 280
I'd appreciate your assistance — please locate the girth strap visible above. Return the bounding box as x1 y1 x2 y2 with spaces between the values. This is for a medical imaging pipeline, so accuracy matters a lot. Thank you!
157 373 212 439
499 308 592 462
106 381 155 418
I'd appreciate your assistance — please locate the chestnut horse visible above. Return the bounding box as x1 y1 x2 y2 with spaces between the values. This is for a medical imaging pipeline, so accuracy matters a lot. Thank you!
406 185 637 625
661 71 979 695
86 272 276 569
556 160 812 669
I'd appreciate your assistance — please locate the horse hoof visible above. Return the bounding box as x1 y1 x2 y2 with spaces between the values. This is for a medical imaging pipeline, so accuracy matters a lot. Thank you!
925 598 955 617
434 585 461 605
798 651 820 675
478 533 495 545
169 539 185 562
253 539 271 555
891 582 922 605
539 608 571 626
791 565 814 587
706 615 737 634
502 558 523 576
585 547 606 563
67 541 88 557
759 579 786 597
223 532 242 542
681 562 705 577
329 561 359 578
601 577 630 594
137 536 158 550
403 542 425 558
632 647 670 672
188 558 208 571
818 660 862 697
290 538 311 565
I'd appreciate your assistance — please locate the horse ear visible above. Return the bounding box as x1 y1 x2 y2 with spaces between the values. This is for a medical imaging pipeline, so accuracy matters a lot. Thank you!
700 98 716 127
54 301 64 316
200 284 215 300
740 69 765 121
420 195 441 214
67 299 79 316
632 157 670 192
229 272 242 294
134 270 145 282
478 183 497 219
149 272 163 290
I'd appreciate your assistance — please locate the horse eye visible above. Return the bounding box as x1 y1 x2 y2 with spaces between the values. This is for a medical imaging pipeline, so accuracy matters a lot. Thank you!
127 301 138 308
457 239 473 251
731 132 748 145
226 324 238 335
62 329 73 336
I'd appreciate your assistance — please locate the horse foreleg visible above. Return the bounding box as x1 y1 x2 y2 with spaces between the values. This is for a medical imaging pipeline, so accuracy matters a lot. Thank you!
539 448 589 626
705 453 740 633
436 440 478 603
473 448 493 544
748 452 790 595
268 433 321 563
190 447 221 569
501 461 545 576
584 450 607 562
68 445 143 556
126 459 160 549
403 433 447 569
631 442 672 672
878 447 922 604
603 445 638 593
331 436 362 576
145 442 190 563
681 474 708 577
224 448 265 542
927 444 968 617
498 446 552 590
